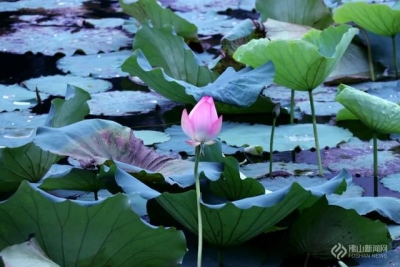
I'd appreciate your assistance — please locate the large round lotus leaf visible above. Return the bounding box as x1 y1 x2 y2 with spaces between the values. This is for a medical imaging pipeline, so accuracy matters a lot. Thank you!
133 130 171 145
234 25 358 91
335 84 400 134
261 84 338 106
333 2 400 37
219 123 353 151
57 51 131 78
88 91 175 116
0 26 131 56
240 162 331 178
22 75 112 96
158 0 256 12
0 182 187 267
0 84 49 112
0 111 47 148
323 137 400 177
176 10 242 35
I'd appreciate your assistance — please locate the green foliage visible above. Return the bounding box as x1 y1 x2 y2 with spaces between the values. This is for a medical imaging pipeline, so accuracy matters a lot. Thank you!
335 84 400 134
0 182 187 267
288 196 391 259
118 0 198 41
256 0 332 29
333 2 400 37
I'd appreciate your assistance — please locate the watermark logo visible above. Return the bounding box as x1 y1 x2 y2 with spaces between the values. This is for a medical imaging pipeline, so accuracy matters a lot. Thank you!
331 243 388 259
331 243 347 259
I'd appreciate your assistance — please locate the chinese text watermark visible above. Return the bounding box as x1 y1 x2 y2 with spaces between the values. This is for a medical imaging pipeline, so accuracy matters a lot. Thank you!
331 243 388 259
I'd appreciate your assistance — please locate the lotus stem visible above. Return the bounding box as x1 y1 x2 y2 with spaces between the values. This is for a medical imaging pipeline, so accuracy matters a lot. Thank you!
194 145 203 267
269 116 277 178
94 191 98 201
373 132 378 197
358 27 375 81
304 253 310 267
290 89 295 124
392 35 399 80
308 91 323 177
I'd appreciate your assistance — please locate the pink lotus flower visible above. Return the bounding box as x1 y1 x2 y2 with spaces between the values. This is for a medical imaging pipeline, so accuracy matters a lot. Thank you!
181 96 223 146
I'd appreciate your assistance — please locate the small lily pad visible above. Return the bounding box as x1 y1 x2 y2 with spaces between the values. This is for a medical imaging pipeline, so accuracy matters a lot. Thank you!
240 162 331 179
0 111 47 148
176 10 242 35
0 26 131 56
155 124 242 156
0 84 49 112
219 123 353 152
133 130 171 145
297 101 343 116
22 75 112 96
323 137 400 177
56 51 132 78
381 173 400 193
88 91 175 116
83 18 127 29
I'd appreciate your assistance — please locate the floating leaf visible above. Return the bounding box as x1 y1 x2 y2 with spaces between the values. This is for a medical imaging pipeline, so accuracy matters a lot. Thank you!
0 26 131 56
256 0 332 29
158 0 256 12
288 196 391 259
323 137 400 177
0 142 57 192
134 130 170 145
0 0 86 12
297 101 343 116
380 173 400 193
88 91 175 116
155 124 240 156
0 111 47 148
56 51 132 78
0 181 187 266
0 238 59 267
333 2 400 37
219 123 352 151
119 0 198 41
335 84 400 134
0 84 49 112
22 75 112 96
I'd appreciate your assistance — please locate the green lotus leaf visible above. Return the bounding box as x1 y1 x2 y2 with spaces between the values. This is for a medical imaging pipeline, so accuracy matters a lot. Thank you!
288 196 391 259
234 25 359 91
0 142 57 193
333 2 400 37
335 84 400 134
118 0 198 42
0 181 187 266
256 0 332 29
